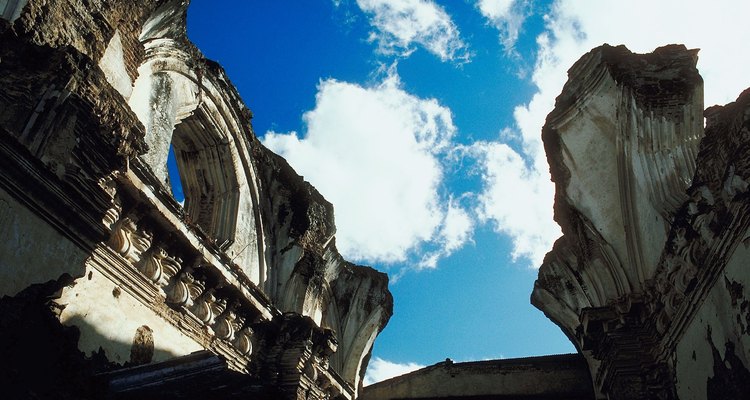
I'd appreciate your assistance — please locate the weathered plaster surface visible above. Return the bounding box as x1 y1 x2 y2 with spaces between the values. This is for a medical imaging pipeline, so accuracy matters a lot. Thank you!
675 237 750 399
57 262 203 364
671 88 750 400
99 30 133 99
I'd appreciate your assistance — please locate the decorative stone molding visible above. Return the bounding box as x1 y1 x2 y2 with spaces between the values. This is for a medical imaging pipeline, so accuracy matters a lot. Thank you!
100 198 267 364
254 313 351 400
158 252 182 289
213 303 240 341
166 268 198 307
102 204 122 232
109 214 153 264
233 325 254 356
138 244 168 283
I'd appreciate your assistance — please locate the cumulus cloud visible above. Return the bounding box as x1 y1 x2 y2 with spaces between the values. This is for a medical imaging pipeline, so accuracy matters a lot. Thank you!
364 357 425 385
263 68 472 268
417 198 474 270
477 0 750 268
473 142 559 267
476 0 528 51
355 0 470 62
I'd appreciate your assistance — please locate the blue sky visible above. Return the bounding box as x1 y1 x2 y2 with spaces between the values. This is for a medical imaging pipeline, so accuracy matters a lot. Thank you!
184 0 750 384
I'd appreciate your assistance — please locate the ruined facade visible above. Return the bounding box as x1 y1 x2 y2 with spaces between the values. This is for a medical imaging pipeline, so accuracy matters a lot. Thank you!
0 1 392 399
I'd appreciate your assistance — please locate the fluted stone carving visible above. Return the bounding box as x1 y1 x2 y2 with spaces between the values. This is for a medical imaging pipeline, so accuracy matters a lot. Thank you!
213 305 239 341
102 195 122 232
138 244 167 283
159 253 181 288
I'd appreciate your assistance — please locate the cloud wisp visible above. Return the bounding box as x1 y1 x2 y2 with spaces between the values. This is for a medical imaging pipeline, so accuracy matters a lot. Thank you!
354 0 470 62
262 68 472 270
472 141 559 267
476 0 529 52
364 357 425 385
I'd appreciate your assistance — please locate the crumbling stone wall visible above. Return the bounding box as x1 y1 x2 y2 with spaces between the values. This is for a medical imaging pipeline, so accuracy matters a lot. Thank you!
0 1 392 399
533 44 750 399
671 88 750 400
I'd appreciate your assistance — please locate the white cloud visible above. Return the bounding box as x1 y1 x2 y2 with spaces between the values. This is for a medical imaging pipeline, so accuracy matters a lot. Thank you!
473 142 559 267
439 200 474 254
364 357 425 385
262 68 472 268
538 0 750 107
476 0 750 268
355 0 470 62
476 0 528 51
478 0 514 17
417 198 474 269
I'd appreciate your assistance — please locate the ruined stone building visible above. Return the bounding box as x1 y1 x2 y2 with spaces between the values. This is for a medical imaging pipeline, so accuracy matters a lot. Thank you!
531 44 750 400
0 1 392 399
363 45 750 400
2 1 750 400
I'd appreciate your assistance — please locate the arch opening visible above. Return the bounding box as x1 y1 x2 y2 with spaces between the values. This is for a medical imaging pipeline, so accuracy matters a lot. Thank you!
169 108 239 249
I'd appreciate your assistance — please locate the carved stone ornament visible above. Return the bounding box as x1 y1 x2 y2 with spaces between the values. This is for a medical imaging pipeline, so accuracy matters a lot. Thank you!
108 214 153 264
213 302 239 341
159 253 182 288
138 244 167 283
233 324 254 356
190 288 225 326
166 269 196 307
102 196 122 232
